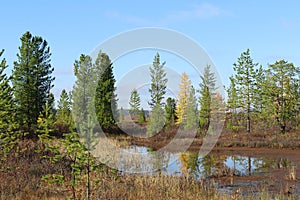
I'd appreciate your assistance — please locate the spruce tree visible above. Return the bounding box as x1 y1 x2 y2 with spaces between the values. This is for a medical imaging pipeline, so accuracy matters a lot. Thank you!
199 65 216 134
12 31 54 135
147 53 167 136
94 51 117 130
129 88 141 116
148 53 167 108
164 97 176 128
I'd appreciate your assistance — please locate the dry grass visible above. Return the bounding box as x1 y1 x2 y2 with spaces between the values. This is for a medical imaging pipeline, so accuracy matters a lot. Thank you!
1 139 300 200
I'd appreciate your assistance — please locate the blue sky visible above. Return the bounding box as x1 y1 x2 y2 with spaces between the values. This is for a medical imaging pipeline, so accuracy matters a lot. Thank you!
1 1 300 109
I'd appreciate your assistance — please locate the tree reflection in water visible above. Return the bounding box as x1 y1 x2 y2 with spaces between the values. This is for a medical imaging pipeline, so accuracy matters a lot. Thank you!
121 146 293 179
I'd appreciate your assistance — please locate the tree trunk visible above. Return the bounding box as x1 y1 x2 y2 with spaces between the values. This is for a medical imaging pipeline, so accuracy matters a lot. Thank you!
247 112 250 133
248 157 251 175
247 90 251 133
86 152 90 200
72 156 77 200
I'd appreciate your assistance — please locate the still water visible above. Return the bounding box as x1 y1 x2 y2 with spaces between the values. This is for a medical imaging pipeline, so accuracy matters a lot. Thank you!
112 145 300 195
118 146 296 179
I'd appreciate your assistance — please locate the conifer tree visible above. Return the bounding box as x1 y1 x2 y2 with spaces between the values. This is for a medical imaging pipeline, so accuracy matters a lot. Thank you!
94 52 117 130
72 54 94 127
56 90 71 121
199 65 216 134
129 88 141 116
119 107 125 123
72 54 99 148
72 54 100 199
0 49 15 134
37 100 55 136
266 60 300 133
0 49 18 157
56 89 73 133
12 31 54 135
226 76 239 129
148 53 167 108
138 108 146 123
147 53 167 136
232 49 258 132
164 97 176 128
147 104 165 136
252 65 266 113
183 86 198 130
175 72 191 125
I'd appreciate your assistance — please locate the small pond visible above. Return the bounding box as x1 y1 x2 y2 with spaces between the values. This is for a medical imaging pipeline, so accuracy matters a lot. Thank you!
119 146 296 177
116 145 300 195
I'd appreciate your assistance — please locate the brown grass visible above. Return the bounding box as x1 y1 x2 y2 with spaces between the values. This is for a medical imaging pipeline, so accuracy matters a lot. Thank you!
1 139 300 200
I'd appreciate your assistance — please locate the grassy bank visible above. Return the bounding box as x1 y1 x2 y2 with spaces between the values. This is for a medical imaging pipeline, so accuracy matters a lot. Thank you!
114 123 300 151
1 139 299 200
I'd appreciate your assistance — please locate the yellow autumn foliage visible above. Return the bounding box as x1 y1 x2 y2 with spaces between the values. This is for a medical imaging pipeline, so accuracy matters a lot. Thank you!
175 72 191 125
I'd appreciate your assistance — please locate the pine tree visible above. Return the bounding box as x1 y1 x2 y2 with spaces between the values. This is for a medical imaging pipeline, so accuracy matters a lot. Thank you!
94 51 118 130
0 49 18 157
148 53 167 108
138 108 146 123
175 72 191 125
119 107 125 123
37 100 55 136
211 92 225 128
232 49 258 132
41 131 90 200
72 54 101 199
183 86 198 130
129 88 141 116
251 65 275 129
12 31 54 135
72 54 94 126
266 60 300 133
42 98 97 200
72 54 99 147
147 104 165 136
0 49 15 133
56 89 73 133
252 65 266 113
48 93 56 116
164 97 176 128
226 76 239 129
199 65 216 134
57 89 71 122
295 73 300 129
